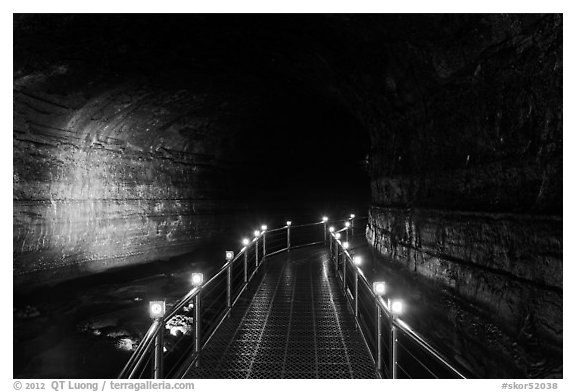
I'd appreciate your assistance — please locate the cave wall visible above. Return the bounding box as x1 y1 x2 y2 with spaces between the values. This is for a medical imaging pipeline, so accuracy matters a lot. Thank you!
358 15 562 376
13 75 246 284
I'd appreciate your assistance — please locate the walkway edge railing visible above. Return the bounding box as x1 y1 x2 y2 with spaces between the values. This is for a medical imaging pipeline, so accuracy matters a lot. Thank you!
118 213 468 379
328 225 467 379
118 217 330 379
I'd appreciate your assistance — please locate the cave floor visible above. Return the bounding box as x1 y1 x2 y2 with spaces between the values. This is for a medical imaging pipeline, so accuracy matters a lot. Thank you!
182 245 378 379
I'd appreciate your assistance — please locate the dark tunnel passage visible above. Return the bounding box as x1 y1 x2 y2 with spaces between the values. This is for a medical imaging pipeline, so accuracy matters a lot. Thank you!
13 14 562 379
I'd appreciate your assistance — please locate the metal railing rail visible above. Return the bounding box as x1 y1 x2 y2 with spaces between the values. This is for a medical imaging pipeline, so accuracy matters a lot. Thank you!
118 218 328 379
328 223 467 379
118 213 466 379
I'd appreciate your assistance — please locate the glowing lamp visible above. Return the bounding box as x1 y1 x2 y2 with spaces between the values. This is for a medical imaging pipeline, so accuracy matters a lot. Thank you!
226 251 234 261
345 221 351 228
353 255 362 266
261 225 268 231
242 238 250 246
191 273 204 286
286 221 292 226
322 216 328 222
373 282 386 296
391 300 403 315
335 233 341 240
329 226 335 233
350 214 355 219
254 230 261 237
149 301 166 319
342 241 349 249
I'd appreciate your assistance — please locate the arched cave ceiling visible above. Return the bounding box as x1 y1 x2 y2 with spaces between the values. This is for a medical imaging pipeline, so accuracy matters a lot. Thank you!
14 14 562 212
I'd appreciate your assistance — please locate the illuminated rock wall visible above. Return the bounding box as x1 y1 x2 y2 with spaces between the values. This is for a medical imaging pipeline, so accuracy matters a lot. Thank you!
364 15 562 377
13 80 241 284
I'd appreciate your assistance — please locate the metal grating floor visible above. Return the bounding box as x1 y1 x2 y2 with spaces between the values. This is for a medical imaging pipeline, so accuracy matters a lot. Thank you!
183 245 378 379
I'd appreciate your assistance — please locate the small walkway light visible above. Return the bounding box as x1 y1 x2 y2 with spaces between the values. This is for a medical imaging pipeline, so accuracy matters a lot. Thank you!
322 216 328 222
226 251 234 261
353 255 362 266
335 233 341 240
350 214 355 219
261 225 267 231
373 282 386 296
342 241 349 249
254 230 261 237
345 221 351 228
149 301 166 319
191 273 204 287
242 238 250 247
286 221 292 226
329 226 335 233
390 300 403 316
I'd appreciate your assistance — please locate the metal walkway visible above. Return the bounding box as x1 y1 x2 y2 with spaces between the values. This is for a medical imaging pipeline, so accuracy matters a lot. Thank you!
182 245 378 379
119 217 467 379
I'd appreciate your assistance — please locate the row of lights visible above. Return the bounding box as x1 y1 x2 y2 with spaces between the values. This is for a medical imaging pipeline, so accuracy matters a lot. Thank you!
242 224 269 247
149 214 373 320
149 272 205 319
372 281 403 315
328 218 403 317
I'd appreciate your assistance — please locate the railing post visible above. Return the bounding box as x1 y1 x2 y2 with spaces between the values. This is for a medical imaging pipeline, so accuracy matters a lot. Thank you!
323 222 327 243
346 227 349 242
263 231 266 258
153 320 164 378
255 238 259 268
350 214 355 236
244 250 248 284
227 265 232 310
343 251 347 293
329 233 333 255
286 221 291 251
341 242 349 289
148 300 166 379
376 305 382 373
391 320 398 379
354 267 359 320
194 293 201 353
226 251 233 315
335 242 339 269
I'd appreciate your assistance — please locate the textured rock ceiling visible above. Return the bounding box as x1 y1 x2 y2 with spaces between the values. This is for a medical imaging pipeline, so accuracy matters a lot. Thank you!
14 14 561 210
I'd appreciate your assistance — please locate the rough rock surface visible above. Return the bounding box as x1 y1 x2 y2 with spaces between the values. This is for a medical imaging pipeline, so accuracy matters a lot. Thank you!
363 15 562 378
13 79 247 282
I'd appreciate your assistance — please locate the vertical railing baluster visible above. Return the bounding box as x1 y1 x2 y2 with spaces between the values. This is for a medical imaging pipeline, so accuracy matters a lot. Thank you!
255 237 259 268
226 252 234 315
194 293 201 353
354 267 359 320
153 321 164 378
263 230 266 258
391 320 398 379
148 300 165 379
244 250 248 284
343 251 347 293
350 214 355 236
287 221 291 251
376 305 382 373
336 241 339 269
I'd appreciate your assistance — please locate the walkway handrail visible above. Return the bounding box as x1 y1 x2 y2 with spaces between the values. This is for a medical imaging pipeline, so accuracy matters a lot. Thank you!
329 226 468 379
118 217 329 379
118 213 467 379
